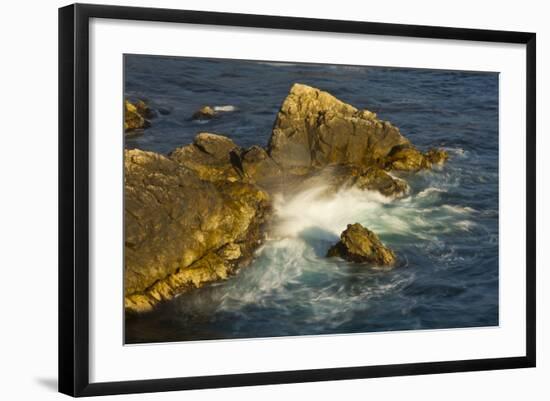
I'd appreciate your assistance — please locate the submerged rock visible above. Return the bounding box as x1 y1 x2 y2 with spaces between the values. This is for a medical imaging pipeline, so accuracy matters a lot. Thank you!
327 223 396 266
124 149 271 313
124 99 152 134
267 83 447 175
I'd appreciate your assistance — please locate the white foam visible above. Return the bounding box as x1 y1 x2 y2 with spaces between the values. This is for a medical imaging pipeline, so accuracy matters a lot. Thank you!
444 147 468 158
272 185 391 239
455 220 476 231
417 187 446 198
256 62 297 67
213 105 237 112
441 204 476 214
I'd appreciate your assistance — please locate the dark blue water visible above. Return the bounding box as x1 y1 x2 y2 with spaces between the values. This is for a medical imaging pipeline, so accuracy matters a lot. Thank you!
124 55 499 343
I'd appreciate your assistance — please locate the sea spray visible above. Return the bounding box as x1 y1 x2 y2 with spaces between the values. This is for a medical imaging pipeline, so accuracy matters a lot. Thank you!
186 182 471 313
271 185 392 240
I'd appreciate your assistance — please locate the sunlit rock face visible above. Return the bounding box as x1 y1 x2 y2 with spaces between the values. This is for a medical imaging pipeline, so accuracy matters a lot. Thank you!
124 149 270 313
169 132 243 183
268 83 447 174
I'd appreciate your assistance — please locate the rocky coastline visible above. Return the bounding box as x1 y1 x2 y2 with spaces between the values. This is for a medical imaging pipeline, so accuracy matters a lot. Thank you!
124 83 448 314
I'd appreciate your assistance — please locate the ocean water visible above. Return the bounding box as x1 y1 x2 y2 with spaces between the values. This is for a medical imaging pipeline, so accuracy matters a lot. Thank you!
124 55 499 343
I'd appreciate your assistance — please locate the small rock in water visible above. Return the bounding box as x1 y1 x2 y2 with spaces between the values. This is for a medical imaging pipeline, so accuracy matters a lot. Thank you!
192 105 216 120
124 99 152 133
158 107 171 116
327 223 396 266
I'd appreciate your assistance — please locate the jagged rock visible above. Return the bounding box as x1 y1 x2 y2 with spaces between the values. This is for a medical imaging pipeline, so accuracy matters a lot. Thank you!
192 105 216 120
124 149 271 313
169 132 243 182
268 84 410 174
124 99 151 133
267 83 447 174
327 223 396 266
424 148 449 165
385 145 449 171
384 145 426 171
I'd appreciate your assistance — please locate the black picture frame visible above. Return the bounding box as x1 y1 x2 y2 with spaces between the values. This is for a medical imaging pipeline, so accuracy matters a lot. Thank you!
59 3 536 397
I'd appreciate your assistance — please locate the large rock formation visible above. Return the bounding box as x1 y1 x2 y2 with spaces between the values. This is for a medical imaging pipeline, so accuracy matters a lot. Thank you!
166 84 447 197
170 133 286 188
327 223 396 266
124 149 271 313
268 83 445 174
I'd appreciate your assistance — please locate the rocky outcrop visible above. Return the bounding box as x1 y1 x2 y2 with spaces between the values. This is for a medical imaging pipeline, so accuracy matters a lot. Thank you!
384 145 449 171
169 132 243 182
124 99 152 134
124 149 271 313
268 83 447 175
327 223 396 266
169 133 285 188
124 84 449 313
167 84 446 197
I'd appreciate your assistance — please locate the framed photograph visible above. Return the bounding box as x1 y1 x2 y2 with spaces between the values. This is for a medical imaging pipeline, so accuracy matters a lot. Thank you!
58 3 536 397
